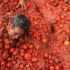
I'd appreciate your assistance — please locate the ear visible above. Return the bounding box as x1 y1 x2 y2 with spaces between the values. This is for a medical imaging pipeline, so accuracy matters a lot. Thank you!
7 23 14 34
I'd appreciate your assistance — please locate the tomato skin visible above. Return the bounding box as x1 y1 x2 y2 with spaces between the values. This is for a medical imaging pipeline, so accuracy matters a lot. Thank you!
3 0 9 4
2 52 9 60
15 0 19 3
24 53 32 60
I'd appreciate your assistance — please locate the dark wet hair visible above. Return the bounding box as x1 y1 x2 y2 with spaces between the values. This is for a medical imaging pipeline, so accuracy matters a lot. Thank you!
12 13 30 31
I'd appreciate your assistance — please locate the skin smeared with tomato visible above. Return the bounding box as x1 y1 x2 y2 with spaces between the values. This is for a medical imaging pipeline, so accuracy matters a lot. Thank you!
7 24 24 39
16 0 26 8
7 13 30 39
